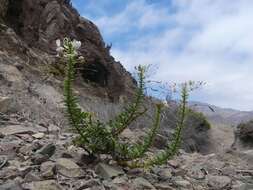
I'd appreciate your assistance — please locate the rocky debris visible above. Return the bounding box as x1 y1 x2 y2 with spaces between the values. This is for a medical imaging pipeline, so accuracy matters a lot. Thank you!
0 123 252 190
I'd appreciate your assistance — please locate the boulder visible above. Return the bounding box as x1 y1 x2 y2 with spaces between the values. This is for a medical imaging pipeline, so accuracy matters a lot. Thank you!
56 158 82 178
207 175 232 189
40 161 56 178
0 96 11 113
95 163 124 179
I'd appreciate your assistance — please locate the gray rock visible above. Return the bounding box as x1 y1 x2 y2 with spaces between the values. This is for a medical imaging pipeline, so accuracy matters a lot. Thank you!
241 150 253 164
36 143 56 157
95 163 124 179
40 161 55 178
32 144 56 164
112 176 128 184
19 142 41 156
0 125 37 136
23 180 63 190
32 154 49 165
207 175 232 189
0 96 11 113
154 183 175 190
75 179 101 189
0 181 22 190
24 171 41 182
187 166 206 180
0 166 19 180
156 168 173 180
56 158 82 178
32 132 45 139
103 180 120 190
133 177 156 190
167 160 180 168
18 166 33 178
48 124 59 133
174 178 191 188
232 180 247 190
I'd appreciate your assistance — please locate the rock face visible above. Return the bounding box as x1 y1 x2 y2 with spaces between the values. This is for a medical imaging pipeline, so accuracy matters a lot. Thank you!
1 0 136 100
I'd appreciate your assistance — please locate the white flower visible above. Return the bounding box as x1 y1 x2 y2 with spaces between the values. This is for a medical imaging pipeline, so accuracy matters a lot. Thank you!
56 39 61 48
56 46 64 53
56 39 64 54
72 39 81 50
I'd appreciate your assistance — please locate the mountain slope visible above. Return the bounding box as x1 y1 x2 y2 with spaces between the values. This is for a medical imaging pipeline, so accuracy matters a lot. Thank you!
189 101 253 126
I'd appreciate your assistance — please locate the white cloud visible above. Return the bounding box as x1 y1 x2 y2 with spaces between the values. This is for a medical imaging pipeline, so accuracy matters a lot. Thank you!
95 0 170 35
92 0 253 110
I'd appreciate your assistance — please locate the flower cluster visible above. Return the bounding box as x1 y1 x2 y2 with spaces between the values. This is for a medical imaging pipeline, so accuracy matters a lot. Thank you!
56 38 81 56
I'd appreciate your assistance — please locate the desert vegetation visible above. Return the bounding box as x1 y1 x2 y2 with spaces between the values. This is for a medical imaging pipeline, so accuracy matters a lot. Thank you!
61 38 199 168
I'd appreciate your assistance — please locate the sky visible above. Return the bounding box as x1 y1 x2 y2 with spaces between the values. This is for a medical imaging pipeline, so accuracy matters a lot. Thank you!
72 0 253 111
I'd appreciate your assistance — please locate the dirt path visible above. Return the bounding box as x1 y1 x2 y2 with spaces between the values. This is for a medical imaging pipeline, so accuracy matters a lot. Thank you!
209 122 235 153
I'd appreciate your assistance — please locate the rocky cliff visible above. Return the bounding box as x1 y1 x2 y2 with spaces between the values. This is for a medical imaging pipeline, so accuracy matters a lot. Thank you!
1 0 136 101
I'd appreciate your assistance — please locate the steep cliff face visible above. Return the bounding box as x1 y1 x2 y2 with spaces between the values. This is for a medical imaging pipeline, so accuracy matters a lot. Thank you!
1 0 136 100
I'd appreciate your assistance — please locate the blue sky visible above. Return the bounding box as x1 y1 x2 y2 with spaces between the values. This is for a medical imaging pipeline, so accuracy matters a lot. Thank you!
72 0 253 111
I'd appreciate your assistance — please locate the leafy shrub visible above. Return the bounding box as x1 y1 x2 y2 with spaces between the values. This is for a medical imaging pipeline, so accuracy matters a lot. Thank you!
187 109 211 130
60 38 193 168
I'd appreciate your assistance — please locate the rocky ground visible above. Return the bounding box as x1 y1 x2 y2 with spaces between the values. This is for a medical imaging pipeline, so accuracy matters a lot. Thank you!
0 112 253 190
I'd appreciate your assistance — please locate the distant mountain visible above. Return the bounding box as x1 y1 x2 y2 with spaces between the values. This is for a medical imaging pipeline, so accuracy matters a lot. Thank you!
189 101 253 126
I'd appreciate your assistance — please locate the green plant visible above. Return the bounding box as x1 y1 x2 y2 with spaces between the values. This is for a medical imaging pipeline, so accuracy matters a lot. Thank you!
187 109 211 129
61 38 192 168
